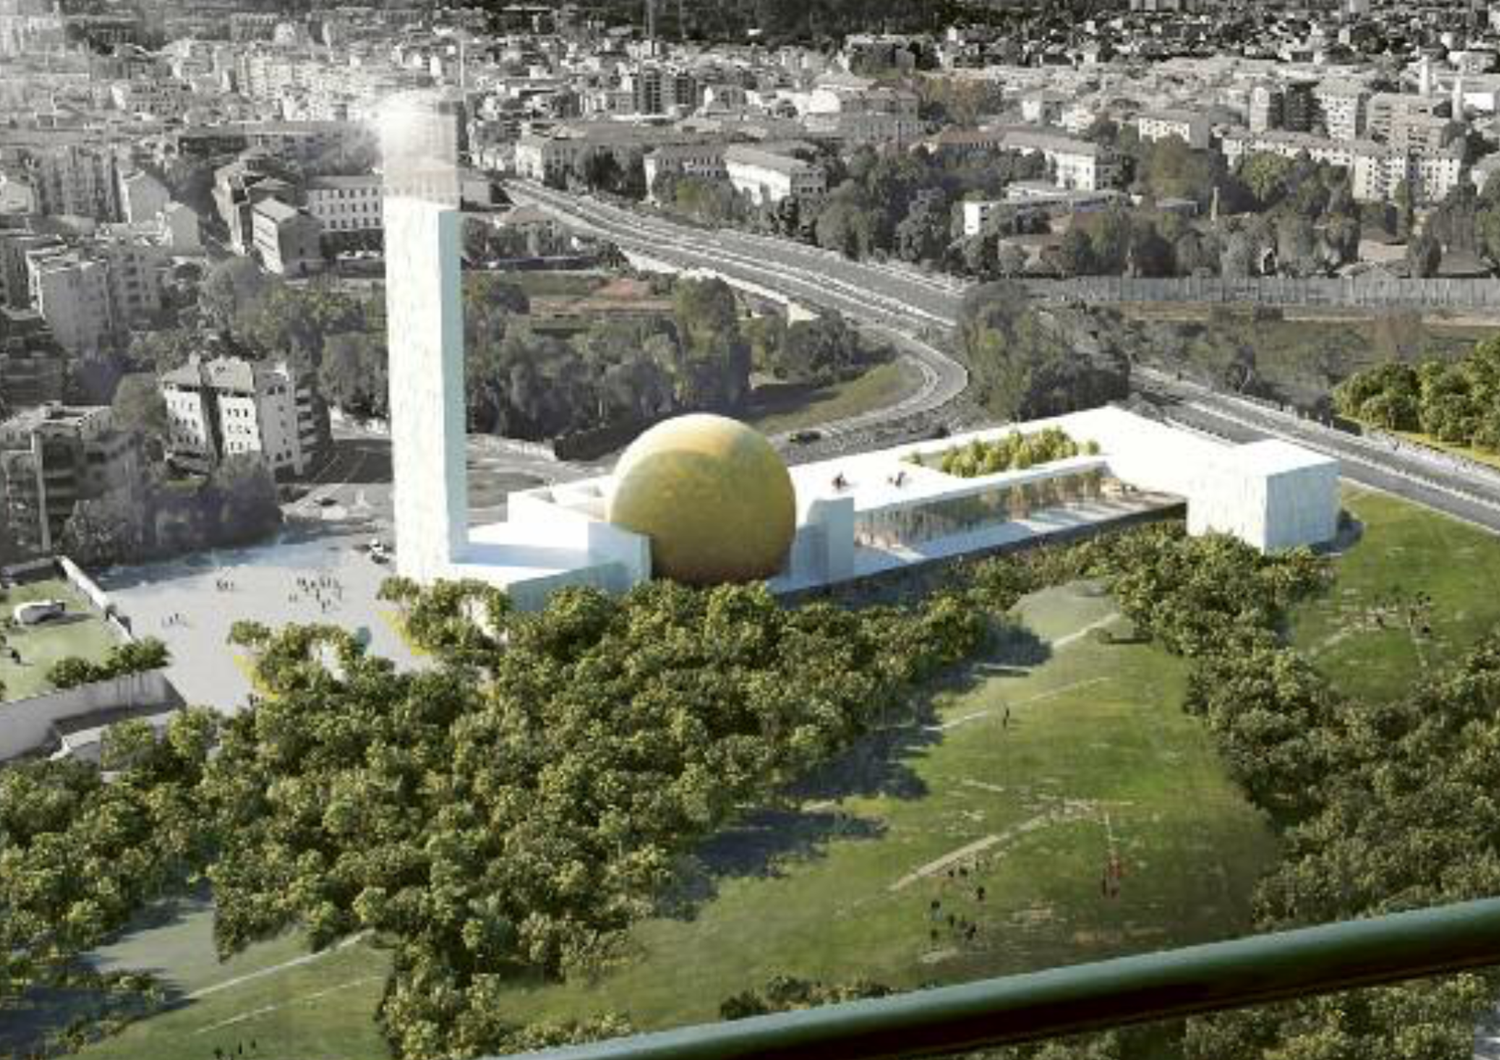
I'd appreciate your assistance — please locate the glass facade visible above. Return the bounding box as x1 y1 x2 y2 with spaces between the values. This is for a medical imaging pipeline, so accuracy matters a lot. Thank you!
854 468 1125 549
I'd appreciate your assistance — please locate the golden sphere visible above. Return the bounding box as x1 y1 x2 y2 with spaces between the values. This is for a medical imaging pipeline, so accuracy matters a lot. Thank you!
608 414 797 586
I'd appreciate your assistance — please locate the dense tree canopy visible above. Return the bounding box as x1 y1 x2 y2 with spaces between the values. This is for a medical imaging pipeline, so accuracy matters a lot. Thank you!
956 282 1131 420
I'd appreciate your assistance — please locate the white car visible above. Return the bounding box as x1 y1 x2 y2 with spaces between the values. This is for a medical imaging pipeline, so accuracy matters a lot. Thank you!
14 599 65 626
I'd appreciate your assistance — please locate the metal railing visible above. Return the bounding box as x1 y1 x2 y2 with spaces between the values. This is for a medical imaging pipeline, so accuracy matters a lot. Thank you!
517 897 1500 1060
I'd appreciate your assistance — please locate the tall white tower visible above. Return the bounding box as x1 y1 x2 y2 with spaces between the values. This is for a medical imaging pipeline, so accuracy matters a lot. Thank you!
1419 55 1434 97
379 92 468 584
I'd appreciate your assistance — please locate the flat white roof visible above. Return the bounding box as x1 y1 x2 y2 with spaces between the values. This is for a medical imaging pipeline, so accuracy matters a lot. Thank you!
1225 438 1339 475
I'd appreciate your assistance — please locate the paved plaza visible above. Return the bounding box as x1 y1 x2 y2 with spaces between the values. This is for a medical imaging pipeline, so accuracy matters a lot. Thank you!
96 526 422 713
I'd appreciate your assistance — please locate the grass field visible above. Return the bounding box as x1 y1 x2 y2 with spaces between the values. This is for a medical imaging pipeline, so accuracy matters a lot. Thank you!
0 579 120 702
746 360 916 437
64 488 1500 1055
491 583 1277 1031
71 895 390 1060
1291 485 1500 703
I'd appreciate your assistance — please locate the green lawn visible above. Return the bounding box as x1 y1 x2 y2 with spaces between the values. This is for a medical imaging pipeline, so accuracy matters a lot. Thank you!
746 360 916 437
491 583 1278 1031
1291 485 1500 703
0 579 120 702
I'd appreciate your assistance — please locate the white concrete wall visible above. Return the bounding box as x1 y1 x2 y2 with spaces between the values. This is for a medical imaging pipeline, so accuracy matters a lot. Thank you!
385 197 468 584
0 669 178 761
1264 462 1340 552
505 491 651 587
803 496 855 582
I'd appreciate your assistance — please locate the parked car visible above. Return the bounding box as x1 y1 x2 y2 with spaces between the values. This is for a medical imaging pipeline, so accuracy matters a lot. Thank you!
789 429 823 445
14 600 65 626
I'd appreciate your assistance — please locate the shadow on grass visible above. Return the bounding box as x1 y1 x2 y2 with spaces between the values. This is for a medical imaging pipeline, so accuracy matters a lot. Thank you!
659 621 1055 919
0 888 215 1057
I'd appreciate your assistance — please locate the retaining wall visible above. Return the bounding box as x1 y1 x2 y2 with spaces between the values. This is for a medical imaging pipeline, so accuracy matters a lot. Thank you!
0 669 181 761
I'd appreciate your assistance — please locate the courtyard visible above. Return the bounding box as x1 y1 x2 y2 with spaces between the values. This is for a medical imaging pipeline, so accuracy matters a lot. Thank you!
95 527 421 712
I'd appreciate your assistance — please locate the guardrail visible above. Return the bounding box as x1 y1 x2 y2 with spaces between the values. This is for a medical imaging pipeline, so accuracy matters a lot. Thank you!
515 897 1500 1060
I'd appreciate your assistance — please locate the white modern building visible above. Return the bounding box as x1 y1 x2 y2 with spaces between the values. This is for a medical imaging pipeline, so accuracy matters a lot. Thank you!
385 401 1340 611
382 100 1340 613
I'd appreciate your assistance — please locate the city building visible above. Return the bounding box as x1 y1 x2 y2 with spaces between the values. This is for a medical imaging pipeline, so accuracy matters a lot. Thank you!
1135 109 1213 150
643 144 729 199
25 248 113 354
630 63 698 115
723 145 825 205
1001 129 1121 192
1312 81 1369 140
160 353 325 477
0 402 140 555
0 307 64 412
28 143 122 221
250 198 323 276
304 174 384 251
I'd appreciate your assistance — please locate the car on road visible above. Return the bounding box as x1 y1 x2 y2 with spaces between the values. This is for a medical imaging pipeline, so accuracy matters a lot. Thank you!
317 496 339 508
789 429 823 445
14 600 65 626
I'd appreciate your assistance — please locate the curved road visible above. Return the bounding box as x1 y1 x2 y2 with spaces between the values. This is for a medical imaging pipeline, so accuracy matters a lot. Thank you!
506 182 970 448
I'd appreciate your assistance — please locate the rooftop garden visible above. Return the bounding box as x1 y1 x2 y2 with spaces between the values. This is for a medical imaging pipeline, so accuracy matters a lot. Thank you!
911 427 1100 479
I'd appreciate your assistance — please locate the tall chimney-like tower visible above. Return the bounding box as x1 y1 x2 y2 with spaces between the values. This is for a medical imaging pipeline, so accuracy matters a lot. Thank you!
646 0 656 43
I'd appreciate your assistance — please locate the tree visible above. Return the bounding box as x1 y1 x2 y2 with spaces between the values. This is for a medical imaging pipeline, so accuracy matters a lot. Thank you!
110 374 168 454
957 283 1131 420
1406 232 1442 278
62 493 144 568
206 454 281 545
1240 152 1295 208
199 258 269 330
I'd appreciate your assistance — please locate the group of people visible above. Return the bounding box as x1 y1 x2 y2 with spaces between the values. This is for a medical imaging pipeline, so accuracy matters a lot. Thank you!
161 612 188 628
289 573 345 615
926 864 990 948
214 577 235 592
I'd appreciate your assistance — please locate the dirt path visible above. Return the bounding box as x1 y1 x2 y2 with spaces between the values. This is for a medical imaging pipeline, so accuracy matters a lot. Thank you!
193 975 382 1035
186 932 371 1002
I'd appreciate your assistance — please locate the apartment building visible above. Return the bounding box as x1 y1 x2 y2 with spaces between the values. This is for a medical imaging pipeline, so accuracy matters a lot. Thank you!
0 229 61 310
26 249 113 354
643 144 728 198
631 63 698 115
24 238 164 354
1001 129 1120 192
0 307 64 412
110 79 191 120
1224 129 1463 204
29 143 122 221
1365 93 1447 144
304 174 383 251
250 199 323 276
723 145 826 205
1135 108 1213 149
160 354 324 477
1312 81 1369 140
0 403 140 555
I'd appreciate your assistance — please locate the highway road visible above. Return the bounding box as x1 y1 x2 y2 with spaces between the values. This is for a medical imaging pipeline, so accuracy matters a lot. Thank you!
506 181 971 446
507 184 1500 533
